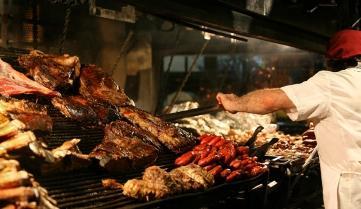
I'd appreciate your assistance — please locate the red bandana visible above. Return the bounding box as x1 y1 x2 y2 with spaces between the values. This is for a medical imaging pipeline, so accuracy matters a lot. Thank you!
326 29 361 60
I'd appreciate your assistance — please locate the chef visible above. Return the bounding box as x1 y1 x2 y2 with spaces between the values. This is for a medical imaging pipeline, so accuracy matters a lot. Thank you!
216 29 361 209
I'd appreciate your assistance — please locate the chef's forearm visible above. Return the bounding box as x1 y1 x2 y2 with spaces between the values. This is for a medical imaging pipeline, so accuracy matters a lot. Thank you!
233 89 295 114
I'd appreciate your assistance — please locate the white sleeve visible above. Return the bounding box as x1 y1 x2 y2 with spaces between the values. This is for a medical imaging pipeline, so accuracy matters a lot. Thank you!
280 71 331 121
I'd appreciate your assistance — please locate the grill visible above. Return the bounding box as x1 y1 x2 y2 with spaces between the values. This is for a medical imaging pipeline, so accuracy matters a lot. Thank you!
1 48 271 209
28 107 269 209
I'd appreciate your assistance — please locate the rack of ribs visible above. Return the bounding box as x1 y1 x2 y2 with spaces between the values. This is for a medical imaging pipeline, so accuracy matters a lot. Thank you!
51 96 120 126
0 96 53 132
105 120 163 151
89 135 158 174
18 50 80 91
79 65 133 106
119 105 197 153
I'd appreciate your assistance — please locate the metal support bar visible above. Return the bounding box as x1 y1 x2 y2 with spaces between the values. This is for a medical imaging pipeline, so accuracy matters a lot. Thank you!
122 0 329 53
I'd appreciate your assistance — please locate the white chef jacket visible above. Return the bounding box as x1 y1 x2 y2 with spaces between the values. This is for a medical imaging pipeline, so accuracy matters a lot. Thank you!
281 66 361 209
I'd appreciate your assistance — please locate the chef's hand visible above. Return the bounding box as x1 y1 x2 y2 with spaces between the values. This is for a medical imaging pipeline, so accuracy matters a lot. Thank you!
216 93 241 113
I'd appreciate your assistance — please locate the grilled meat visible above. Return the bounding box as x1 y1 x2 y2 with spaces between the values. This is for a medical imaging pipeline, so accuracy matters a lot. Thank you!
170 164 214 189
0 159 19 173
101 179 123 190
0 187 36 201
0 96 47 115
51 96 97 123
0 97 52 132
0 58 59 97
90 137 158 174
51 96 120 126
105 120 162 150
122 164 214 201
143 166 182 193
79 65 133 106
0 171 29 189
123 179 171 201
18 50 80 90
10 114 52 132
119 106 197 153
0 120 25 139
0 132 37 156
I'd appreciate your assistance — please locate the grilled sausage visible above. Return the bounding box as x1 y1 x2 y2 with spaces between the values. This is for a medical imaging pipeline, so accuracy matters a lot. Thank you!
220 168 232 178
175 151 194 166
226 170 241 182
209 165 223 177
198 148 219 166
204 163 217 171
207 136 221 146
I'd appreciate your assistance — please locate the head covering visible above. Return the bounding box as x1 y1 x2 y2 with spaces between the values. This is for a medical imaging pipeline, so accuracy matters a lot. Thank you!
326 29 361 60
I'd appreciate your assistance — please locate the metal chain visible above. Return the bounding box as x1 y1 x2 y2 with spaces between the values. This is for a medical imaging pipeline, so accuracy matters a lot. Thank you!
164 39 210 114
111 30 134 75
58 5 72 53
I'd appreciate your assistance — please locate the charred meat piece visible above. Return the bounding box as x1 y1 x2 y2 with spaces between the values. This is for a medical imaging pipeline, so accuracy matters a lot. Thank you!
51 96 97 123
79 65 133 106
119 106 197 153
28 139 91 175
105 120 162 150
0 159 20 173
90 137 158 174
0 170 29 189
0 97 52 132
170 164 214 191
0 131 37 156
18 50 80 90
0 119 25 139
122 164 214 201
123 166 177 201
142 166 182 193
51 96 120 126
0 96 47 115
10 114 52 132
123 179 171 201
0 58 59 97
102 179 123 190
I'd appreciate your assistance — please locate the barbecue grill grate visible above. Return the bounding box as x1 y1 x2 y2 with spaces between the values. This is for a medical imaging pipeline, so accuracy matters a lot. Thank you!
1 50 269 209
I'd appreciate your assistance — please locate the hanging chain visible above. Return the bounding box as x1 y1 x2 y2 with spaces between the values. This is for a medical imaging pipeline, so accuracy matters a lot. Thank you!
164 39 210 114
58 5 72 53
111 30 134 75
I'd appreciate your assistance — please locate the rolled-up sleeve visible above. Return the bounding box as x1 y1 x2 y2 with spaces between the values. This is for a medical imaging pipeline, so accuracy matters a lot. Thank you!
281 71 331 121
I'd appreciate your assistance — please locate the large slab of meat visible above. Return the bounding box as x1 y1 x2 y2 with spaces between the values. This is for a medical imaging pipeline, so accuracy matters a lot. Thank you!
0 97 53 132
119 105 197 153
105 120 163 151
89 132 158 174
0 58 59 97
79 65 133 106
18 50 80 90
51 96 120 126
